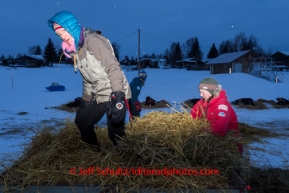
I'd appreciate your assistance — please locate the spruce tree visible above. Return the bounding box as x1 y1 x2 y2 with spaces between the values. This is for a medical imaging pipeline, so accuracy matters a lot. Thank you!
124 55 130 61
43 38 57 67
207 43 219 59
130 56 136 65
168 42 182 64
174 42 182 62
186 37 203 60
192 38 203 60
186 38 194 58
219 40 233 54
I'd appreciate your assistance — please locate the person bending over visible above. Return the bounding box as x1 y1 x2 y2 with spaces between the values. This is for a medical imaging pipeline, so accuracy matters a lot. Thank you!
47 11 131 149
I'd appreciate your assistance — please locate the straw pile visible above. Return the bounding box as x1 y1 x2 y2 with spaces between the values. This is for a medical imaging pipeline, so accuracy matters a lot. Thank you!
257 98 289 109
250 165 289 193
140 99 170 109
238 122 285 143
232 98 289 110
183 99 196 109
0 108 246 192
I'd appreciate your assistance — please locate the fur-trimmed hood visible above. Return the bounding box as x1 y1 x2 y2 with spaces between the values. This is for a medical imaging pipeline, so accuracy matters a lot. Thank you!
213 85 222 97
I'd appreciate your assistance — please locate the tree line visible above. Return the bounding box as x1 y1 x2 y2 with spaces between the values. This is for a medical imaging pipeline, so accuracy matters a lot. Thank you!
0 31 271 66
122 31 270 65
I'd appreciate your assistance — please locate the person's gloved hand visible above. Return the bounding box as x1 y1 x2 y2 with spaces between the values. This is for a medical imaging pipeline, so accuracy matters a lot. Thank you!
109 91 126 125
134 101 142 111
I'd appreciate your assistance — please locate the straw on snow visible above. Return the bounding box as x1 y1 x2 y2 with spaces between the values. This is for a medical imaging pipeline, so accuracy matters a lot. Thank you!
0 107 247 192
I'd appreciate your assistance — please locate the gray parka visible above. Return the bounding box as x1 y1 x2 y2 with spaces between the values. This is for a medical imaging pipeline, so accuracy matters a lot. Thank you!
75 29 131 103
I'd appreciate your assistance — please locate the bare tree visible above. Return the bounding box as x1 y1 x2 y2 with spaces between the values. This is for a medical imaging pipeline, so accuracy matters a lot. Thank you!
28 45 42 55
219 32 265 55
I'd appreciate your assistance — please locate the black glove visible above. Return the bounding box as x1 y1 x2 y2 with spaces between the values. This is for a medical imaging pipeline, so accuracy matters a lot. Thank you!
109 91 126 125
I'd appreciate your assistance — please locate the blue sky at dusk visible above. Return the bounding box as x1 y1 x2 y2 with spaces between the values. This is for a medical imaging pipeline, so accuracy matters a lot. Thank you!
1 0 288 59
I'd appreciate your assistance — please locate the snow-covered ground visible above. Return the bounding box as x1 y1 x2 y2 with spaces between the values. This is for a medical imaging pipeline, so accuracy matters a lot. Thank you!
0 64 289 169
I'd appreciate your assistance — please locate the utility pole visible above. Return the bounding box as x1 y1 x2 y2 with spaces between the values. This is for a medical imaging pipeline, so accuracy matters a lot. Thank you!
138 29 140 73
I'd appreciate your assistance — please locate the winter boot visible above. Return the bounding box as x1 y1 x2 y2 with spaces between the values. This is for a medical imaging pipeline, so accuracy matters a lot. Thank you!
80 130 101 152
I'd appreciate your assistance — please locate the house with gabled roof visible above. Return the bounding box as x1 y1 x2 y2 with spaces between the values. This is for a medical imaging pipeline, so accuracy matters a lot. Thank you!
206 50 260 74
139 58 160 68
175 57 207 70
271 51 289 67
158 59 167 67
119 59 130 66
14 55 47 67
0 58 14 66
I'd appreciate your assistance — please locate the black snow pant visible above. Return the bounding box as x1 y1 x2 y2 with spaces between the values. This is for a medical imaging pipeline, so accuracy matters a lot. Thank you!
129 99 140 118
75 99 125 147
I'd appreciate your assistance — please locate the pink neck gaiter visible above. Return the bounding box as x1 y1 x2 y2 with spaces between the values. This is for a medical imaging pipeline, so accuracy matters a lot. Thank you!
62 39 76 58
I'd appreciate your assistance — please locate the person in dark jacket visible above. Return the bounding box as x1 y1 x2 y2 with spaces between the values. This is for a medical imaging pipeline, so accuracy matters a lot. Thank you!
129 70 147 118
190 77 243 154
47 11 131 149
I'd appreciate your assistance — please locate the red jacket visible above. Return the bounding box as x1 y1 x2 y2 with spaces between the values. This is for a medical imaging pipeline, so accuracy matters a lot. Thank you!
190 90 243 153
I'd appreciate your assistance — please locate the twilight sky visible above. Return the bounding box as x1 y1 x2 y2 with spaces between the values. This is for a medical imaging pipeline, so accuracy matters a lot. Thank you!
1 0 288 59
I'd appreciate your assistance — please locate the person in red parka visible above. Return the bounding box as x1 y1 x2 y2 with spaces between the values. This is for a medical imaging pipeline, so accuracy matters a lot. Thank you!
190 77 243 154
